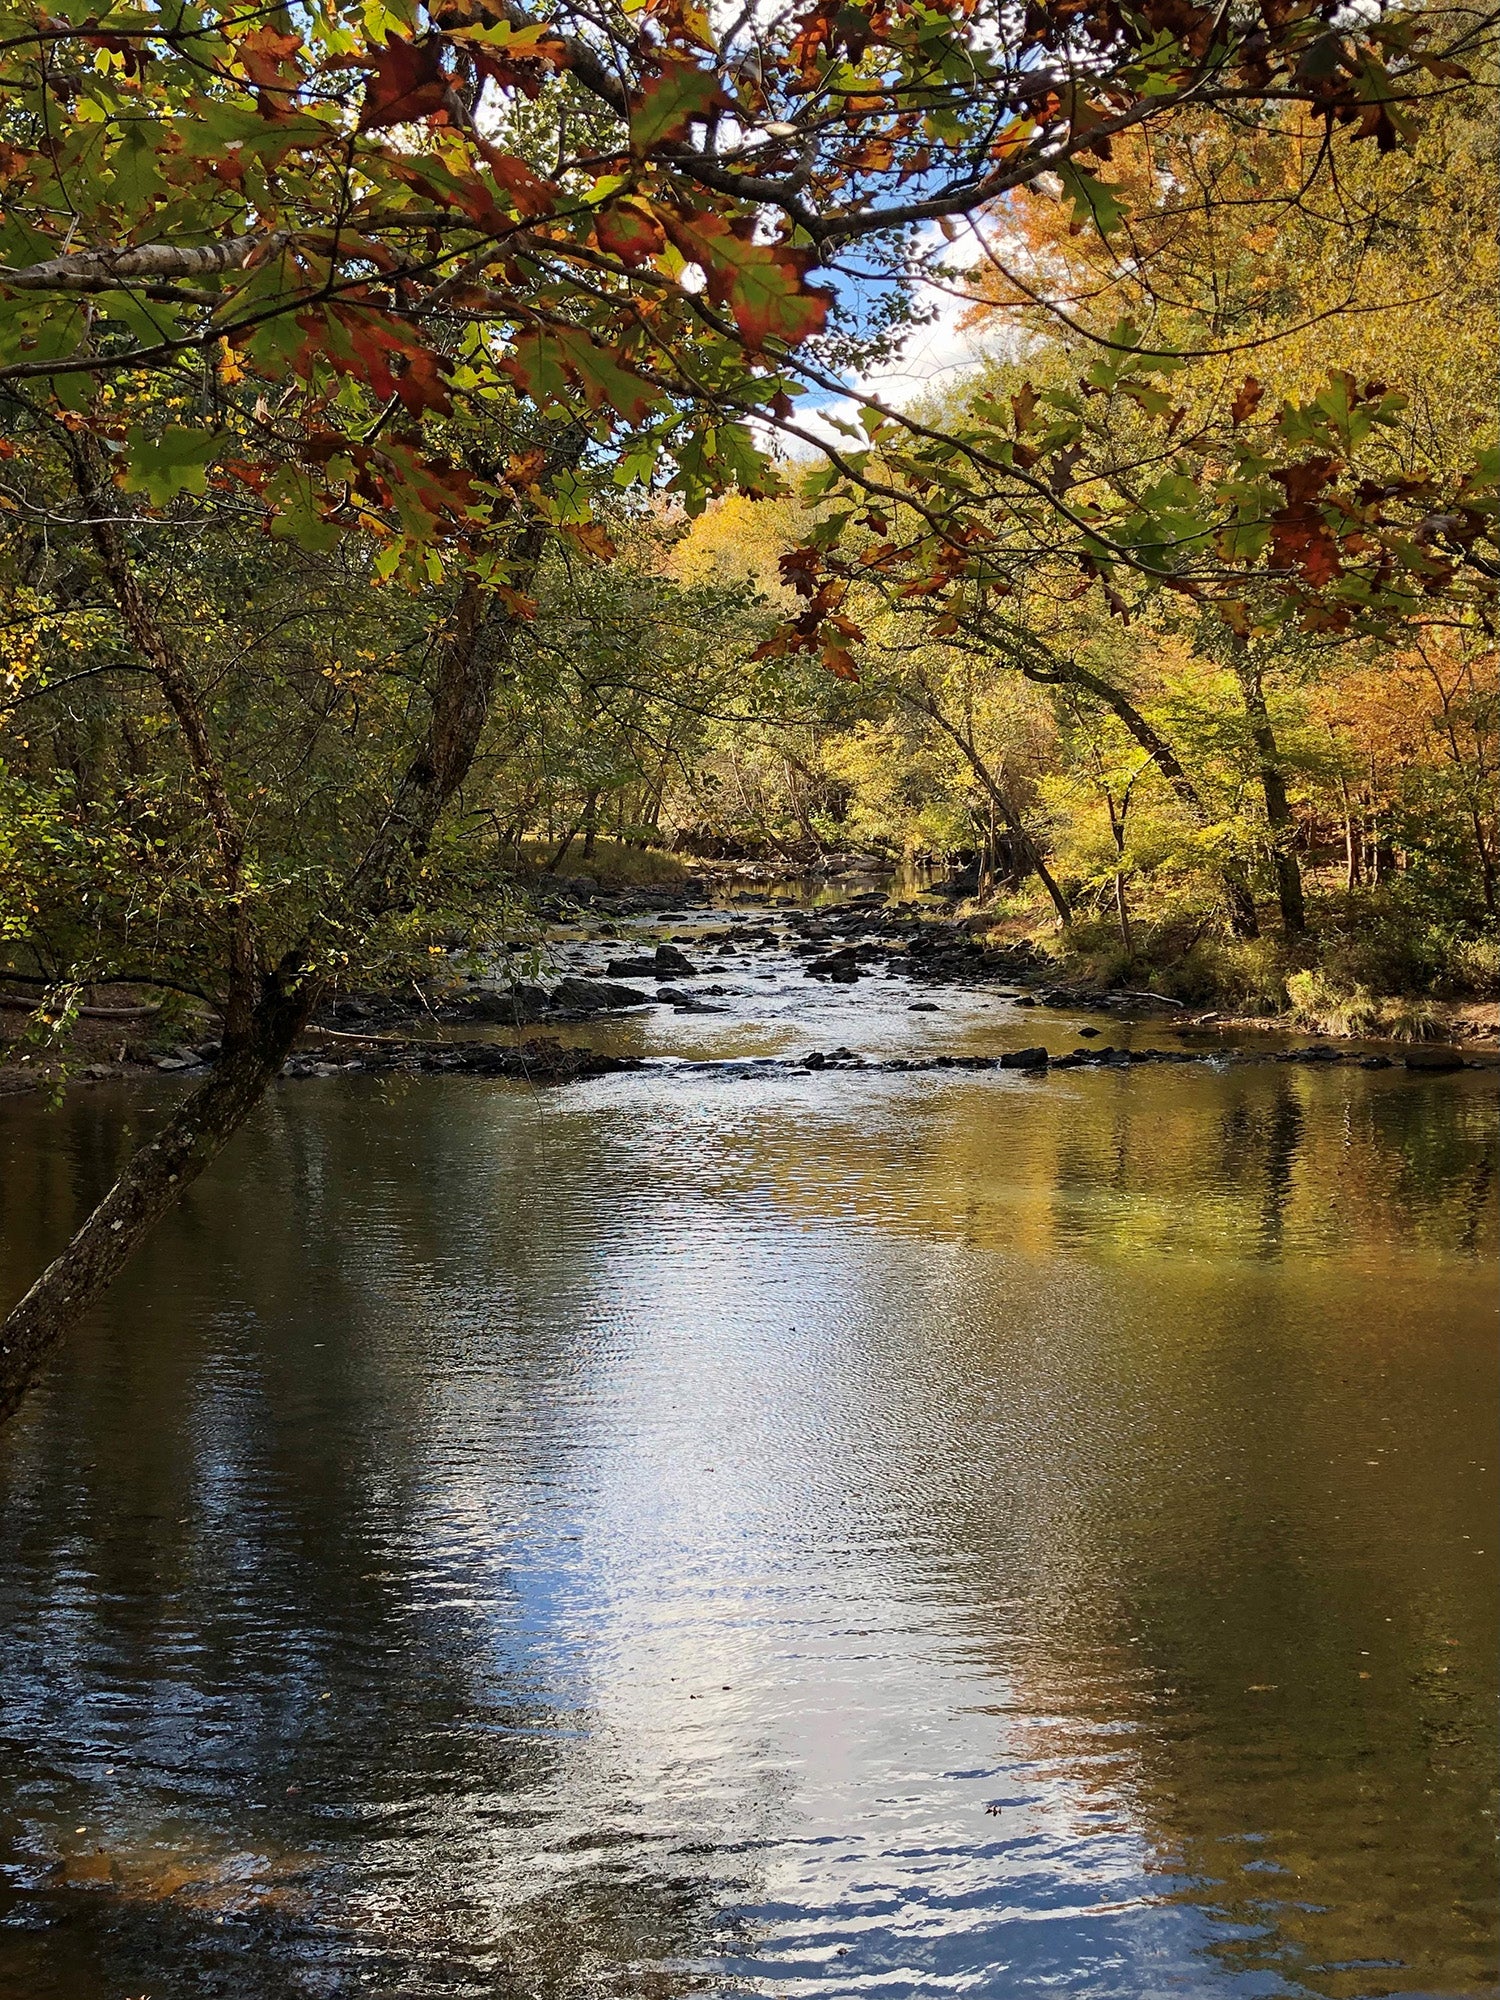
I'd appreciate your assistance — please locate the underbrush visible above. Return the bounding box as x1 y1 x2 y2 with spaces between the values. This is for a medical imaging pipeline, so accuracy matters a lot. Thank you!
978 877 1498 1032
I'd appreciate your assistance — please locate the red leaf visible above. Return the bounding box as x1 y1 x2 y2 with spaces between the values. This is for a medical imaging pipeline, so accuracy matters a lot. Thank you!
1269 456 1339 505
385 156 507 232
500 328 662 425
294 306 454 417
1268 506 1342 584
392 347 453 419
358 35 450 133
468 46 562 98
595 199 666 267
663 213 832 352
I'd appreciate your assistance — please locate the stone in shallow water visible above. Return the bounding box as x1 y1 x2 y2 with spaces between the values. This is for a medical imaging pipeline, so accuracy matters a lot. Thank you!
550 976 650 1012
1403 1047 1468 1071
653 943 700 977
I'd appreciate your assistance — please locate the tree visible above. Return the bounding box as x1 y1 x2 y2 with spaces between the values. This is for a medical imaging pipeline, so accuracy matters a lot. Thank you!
0 0 1491 1415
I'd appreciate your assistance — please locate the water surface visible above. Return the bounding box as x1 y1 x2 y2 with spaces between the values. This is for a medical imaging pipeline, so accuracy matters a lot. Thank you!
0 932 1495 1999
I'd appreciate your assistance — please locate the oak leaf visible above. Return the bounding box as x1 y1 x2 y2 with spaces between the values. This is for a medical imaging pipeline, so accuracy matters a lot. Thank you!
663 214 832 351
630 59 726 152
1230 376 1264 425
595 199 666 267
358 35 450 133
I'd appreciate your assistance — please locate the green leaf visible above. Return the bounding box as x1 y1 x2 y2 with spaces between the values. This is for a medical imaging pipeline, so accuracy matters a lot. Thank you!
118 424 219 505
108 120 162 208
1055 162 1129 240
630 59 724 152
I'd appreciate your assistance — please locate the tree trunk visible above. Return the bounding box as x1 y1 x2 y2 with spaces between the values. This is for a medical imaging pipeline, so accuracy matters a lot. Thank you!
964 625 1261 939
899 685 1072 924
0 977 310 1425
1231 645 1305 938
1114 873 1134 956
0 499 564 1423
549 825 580 871
1105 796 1133 957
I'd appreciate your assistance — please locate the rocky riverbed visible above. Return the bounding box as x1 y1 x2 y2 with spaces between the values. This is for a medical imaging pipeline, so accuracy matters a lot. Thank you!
288 890 1493 1082
26 886 1495 1091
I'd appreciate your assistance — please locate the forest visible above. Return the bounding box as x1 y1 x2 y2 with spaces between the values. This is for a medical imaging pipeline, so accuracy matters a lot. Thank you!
0 0 1496 1390
0 5 1497 1992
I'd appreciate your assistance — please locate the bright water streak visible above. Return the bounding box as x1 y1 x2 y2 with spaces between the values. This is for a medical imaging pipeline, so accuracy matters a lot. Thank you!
0 1054 1495 1998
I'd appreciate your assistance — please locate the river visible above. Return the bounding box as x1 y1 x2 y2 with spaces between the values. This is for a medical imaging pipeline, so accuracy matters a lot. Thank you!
0 900 1495 1998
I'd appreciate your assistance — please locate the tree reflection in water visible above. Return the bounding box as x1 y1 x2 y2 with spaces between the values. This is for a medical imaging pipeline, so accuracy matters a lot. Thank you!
0 1063 1494 1997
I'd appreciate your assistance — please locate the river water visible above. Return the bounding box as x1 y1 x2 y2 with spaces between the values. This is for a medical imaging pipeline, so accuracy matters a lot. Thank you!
0 904 1495 1999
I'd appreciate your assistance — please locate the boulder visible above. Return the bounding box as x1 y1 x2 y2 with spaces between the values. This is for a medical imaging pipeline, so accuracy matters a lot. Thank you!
550 976 650 1012
805 948 861 982
999 1046 1049 1068
653 943 699 977
1403 1047 1467 1071
463 985 549 1022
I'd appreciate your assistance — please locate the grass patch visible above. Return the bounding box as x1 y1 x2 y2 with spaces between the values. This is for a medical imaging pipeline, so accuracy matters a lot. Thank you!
514 837 690 889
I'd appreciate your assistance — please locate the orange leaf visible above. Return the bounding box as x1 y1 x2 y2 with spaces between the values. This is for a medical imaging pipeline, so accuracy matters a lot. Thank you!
564 522 619 562
238 24 303 92
473 140 555 218
1230 375 1264 426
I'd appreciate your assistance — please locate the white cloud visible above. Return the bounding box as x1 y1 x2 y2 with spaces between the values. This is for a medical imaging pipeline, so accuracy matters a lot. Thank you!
785 220 1017 456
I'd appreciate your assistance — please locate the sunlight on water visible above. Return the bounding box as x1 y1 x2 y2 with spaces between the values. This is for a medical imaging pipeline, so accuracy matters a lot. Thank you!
0 1052 1494 1998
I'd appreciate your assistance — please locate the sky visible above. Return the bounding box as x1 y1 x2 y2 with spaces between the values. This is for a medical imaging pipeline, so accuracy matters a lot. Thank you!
787 220 1016 455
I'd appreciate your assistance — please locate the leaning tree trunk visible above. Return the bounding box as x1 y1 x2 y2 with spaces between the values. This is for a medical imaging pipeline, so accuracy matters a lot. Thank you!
0 507 558 1424
1021 653 1261 940
900 686 1072 925
0 977 310 1424
950 614 1262 940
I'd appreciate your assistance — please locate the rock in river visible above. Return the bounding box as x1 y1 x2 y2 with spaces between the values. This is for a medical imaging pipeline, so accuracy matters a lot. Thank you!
652 942 700 977
550 976 650 1012
805 947 862 983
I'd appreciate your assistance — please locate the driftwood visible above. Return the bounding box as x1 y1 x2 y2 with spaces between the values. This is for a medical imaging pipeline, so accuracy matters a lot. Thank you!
0 995 162 1019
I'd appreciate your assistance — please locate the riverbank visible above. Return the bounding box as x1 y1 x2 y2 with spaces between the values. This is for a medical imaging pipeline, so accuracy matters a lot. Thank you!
7 886 1495 1097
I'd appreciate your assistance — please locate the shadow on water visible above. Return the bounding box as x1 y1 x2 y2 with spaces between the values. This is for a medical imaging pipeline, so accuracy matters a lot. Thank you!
0 1055 1495 1998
